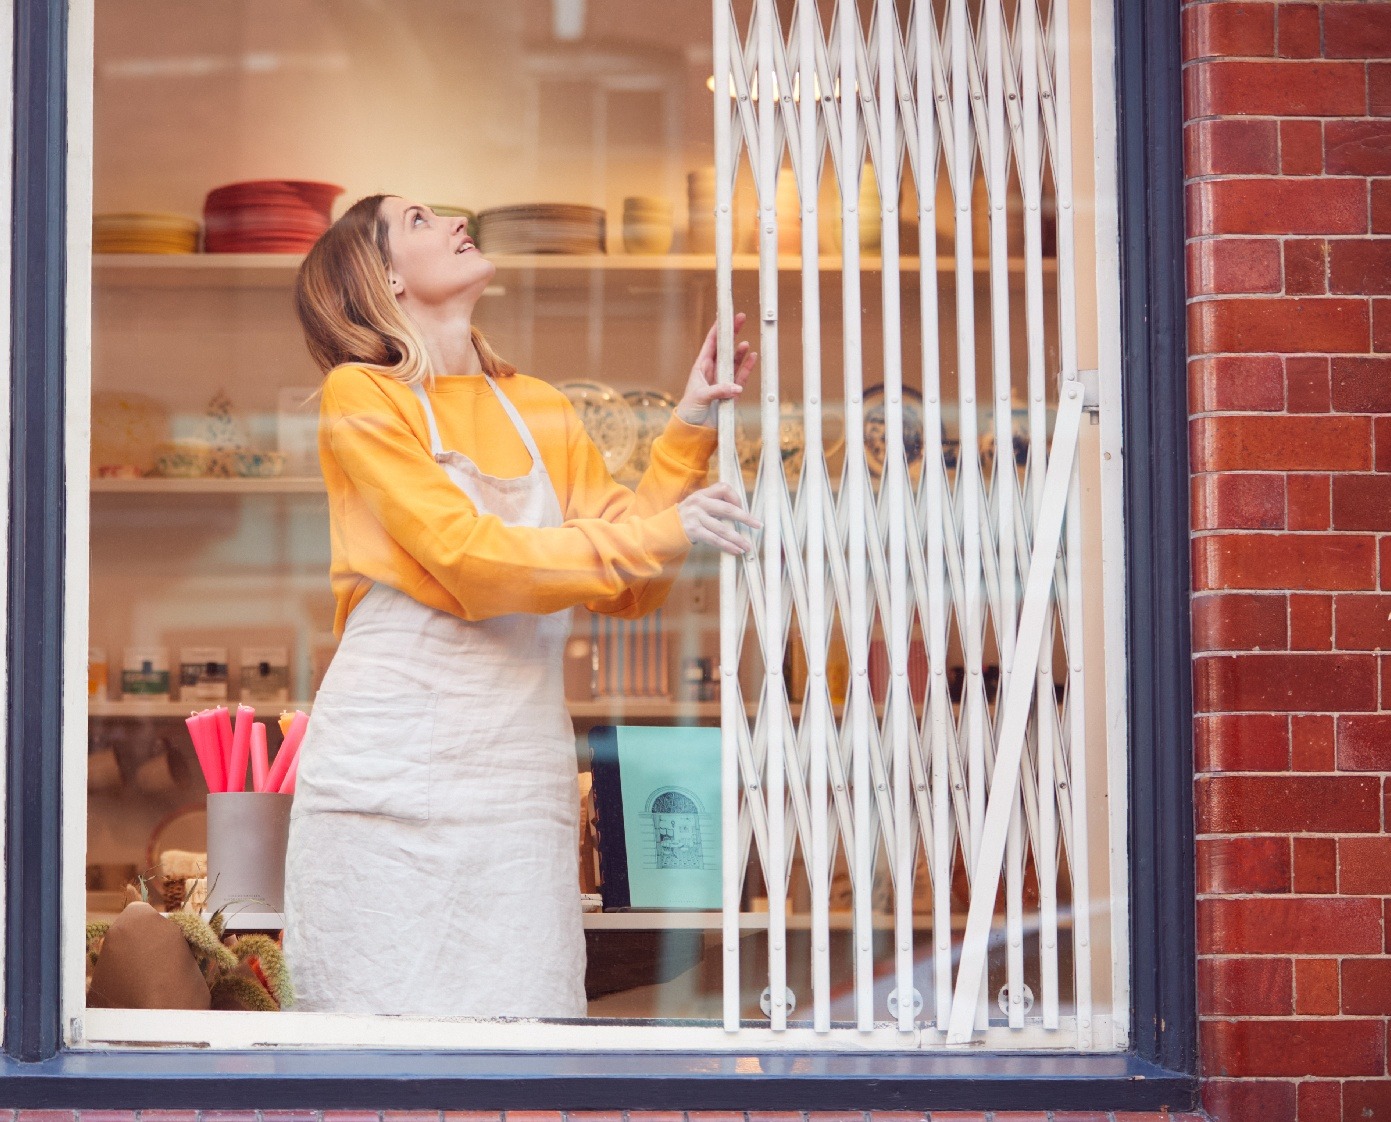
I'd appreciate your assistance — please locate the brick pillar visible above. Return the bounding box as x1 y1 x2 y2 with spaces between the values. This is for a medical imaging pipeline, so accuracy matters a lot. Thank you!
1184 2 1391 1119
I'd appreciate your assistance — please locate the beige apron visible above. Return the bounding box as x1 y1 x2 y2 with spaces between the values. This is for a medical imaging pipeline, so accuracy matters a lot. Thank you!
283 374 586 1018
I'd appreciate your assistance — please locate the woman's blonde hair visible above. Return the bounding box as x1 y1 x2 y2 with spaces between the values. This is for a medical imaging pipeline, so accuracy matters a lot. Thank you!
293 194 515 386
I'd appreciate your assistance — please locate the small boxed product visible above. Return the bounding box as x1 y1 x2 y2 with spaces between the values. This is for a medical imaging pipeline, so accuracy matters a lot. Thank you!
179 646 228 703
121 647 170 701
277 386 323 477
88 646 109 700
239 646 290 703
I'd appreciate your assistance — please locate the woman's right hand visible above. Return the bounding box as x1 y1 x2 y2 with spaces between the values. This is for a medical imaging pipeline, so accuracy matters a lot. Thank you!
678 482 762 555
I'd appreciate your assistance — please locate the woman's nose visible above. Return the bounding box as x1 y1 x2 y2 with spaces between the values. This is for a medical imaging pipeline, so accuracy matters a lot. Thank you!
451 216 469 237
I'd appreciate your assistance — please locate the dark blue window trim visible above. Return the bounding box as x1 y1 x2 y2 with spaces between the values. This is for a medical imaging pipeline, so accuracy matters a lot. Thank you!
4 0 1195 1108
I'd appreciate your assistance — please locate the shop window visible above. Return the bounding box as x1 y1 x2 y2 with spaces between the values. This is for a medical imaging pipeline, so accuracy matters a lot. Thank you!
73 0 1130 1052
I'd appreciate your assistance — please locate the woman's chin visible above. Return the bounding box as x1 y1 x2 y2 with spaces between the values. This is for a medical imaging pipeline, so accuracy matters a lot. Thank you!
464 254 496 286
453 255 496 294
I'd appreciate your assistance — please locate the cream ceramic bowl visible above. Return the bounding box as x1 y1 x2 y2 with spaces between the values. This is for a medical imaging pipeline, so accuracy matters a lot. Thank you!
153 438 212 477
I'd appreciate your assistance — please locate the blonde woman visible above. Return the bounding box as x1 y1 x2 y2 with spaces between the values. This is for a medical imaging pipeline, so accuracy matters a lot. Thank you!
282 195 759 1018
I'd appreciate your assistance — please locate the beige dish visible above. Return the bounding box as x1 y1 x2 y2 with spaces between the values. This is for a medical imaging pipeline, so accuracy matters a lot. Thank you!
623 221 673 255
234 450 286 478
92 390 171 475
153 438 213 478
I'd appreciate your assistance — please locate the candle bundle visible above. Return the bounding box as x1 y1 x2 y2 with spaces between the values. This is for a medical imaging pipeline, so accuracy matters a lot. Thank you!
184 704 307 794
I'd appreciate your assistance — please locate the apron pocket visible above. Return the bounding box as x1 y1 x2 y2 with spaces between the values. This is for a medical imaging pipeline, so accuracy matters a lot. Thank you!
298 690 437 821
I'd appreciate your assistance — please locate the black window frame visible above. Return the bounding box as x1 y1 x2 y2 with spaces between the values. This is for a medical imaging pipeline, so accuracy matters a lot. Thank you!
3 0 1196 1108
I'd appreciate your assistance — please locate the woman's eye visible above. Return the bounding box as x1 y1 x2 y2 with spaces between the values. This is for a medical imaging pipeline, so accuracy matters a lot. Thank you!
412 213 424 226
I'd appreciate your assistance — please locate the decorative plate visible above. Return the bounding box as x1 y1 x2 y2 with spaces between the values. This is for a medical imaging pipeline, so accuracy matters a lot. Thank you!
797 401 847 481
863 384 926 478
558 380 639 475
733 401 839 487
618 389 678 483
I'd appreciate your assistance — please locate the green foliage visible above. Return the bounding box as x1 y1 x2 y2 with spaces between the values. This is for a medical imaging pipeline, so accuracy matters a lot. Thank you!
211 969 278 1012
167 910 238 975
85 921 110 968
233 933 294 1008
98 884 292 1011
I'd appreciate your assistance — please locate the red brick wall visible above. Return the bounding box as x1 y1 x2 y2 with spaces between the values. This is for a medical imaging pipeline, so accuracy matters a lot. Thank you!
1184 1 1391 1119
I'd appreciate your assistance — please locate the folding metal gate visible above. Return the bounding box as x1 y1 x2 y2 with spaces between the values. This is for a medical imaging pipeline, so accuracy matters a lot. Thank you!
712 0 1127 1048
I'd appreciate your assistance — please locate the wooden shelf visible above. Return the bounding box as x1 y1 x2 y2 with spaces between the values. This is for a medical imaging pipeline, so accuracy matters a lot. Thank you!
92 252 1053 289
88 697 724 721
88 697 990 723
88 698 313 718
582 910 953 931
569 698 720 720
85 907 976 933
91 476 324 494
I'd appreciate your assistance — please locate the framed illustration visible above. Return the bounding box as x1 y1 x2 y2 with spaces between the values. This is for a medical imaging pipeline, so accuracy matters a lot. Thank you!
588 725 722 910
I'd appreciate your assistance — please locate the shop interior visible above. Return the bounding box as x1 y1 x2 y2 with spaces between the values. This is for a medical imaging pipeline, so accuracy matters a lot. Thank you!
84 0 1108 1028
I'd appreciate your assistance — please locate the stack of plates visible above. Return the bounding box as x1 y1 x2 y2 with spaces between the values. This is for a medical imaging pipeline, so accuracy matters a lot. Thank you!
476 204 606 255
202 180 343 253
93 212 200 254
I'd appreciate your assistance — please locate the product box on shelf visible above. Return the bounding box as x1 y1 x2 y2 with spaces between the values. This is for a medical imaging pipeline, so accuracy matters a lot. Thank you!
179 646 229 703
276 386 322 478
88 646 109 700
239 646 290 704
120 647 170 701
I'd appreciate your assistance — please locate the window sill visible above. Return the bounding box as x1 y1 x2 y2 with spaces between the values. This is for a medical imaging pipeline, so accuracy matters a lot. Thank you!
0 1048 1197 1111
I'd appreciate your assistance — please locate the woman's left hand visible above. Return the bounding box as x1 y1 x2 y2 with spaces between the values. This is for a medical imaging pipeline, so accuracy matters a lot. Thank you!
674 312 759 427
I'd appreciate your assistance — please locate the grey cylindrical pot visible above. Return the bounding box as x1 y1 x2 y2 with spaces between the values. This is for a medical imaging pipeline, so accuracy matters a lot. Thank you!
205 792 292 914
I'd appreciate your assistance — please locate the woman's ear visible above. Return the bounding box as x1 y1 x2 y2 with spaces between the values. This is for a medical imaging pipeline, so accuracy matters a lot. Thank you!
389 274 405 295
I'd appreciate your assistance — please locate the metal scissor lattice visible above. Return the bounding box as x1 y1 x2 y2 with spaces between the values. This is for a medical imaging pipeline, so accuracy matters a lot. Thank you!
711 0 1124 1048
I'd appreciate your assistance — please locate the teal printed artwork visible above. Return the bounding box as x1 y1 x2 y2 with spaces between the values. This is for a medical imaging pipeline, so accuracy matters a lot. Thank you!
614 725 722 909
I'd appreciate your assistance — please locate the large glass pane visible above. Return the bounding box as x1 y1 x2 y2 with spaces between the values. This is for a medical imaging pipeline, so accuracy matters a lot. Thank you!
77 0 1124 1048
84 0 742 1029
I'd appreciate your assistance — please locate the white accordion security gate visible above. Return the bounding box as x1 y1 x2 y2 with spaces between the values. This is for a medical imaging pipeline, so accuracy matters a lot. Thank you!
711 0 1128 1048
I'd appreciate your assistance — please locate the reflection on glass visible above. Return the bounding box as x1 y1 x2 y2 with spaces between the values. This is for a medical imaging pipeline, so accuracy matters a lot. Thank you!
83 0 1114 1040
86 0 753 1023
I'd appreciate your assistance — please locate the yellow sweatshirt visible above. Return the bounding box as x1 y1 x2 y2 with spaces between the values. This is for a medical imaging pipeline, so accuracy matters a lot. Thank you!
318 363 717 639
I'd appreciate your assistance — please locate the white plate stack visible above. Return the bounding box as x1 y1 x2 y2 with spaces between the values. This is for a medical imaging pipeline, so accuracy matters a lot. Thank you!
476 204 606 254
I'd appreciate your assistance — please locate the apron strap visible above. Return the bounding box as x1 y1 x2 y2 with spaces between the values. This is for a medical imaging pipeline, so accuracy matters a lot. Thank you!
409 382 446 458
482 374 546 469
410 375 546 473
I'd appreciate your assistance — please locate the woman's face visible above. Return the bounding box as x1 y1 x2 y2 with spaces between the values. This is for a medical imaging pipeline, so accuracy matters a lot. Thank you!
380 196 494 310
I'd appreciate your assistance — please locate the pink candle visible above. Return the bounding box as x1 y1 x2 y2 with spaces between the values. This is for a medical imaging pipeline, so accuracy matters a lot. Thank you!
250 721 270 793
184 712 222 792
265 709 308 793
227 704 255 794
212 706 235 788
197 709 227 792
277 745 300 795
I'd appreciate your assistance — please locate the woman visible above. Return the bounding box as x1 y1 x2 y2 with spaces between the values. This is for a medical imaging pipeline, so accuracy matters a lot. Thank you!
281 194 759 1019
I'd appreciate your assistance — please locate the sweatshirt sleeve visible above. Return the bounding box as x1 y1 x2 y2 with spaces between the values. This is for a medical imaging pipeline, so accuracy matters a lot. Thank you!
560 395 717 618
323 370 694 621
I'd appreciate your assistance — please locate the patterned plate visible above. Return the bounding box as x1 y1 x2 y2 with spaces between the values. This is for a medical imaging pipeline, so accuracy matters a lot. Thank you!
618 388 679 483
558 379 639 475
733 401 844 486
863 384 926 477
